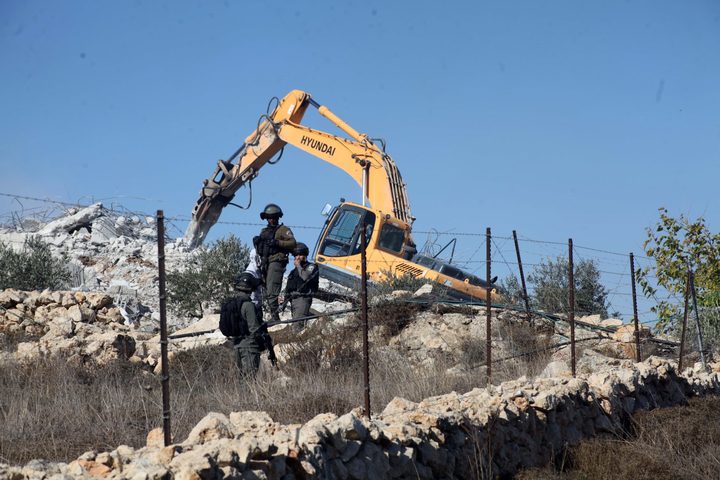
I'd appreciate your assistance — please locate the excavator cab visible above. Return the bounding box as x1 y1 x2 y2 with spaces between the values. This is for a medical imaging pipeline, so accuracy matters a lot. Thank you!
314 202 416 288
316 204 376 258
314 202 503 302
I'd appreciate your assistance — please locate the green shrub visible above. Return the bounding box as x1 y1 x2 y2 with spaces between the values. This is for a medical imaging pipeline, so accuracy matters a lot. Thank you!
374 270 430 294
528 256 609 318
167 235 249 318
500 274 526 307
637 208 720 342
0 237 70 291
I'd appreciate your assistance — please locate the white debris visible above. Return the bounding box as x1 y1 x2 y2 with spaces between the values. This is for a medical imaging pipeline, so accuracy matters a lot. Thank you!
37 203 103 236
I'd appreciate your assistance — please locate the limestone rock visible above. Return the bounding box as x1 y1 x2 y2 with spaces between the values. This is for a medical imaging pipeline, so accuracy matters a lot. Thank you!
185 412 234 445
540 360 572 379
67 304 96 324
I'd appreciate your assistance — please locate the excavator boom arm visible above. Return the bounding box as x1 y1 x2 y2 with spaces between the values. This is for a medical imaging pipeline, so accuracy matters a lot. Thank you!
185 90 412 247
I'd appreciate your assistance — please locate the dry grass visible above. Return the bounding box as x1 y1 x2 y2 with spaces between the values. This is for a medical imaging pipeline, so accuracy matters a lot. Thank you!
0 359 158 464
517 395 720 480
369 299 422 338
0 305 578 466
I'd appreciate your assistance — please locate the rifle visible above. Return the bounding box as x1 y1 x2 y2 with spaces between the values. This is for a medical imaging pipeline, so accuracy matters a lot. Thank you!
258 325 278 368
254 225 278 284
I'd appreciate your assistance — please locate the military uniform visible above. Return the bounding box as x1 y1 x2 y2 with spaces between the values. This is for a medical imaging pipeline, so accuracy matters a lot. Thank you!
220 290 263 378
285 260 320 321
255 205 296 322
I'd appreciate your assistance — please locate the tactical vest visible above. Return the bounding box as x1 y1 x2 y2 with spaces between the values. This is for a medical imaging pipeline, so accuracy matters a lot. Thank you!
259 224 293 263
286 263 320 296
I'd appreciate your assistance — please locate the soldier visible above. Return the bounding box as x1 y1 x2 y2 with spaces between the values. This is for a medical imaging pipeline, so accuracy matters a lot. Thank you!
220 272 265 378
254 203 296 322
283 242 320 327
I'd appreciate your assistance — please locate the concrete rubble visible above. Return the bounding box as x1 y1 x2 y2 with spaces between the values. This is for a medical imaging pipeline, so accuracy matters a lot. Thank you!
0 203 188 330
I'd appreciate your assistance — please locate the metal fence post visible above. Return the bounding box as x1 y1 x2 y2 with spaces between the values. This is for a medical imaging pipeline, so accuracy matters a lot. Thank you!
486 227 492 384
360 217 371 419
678 272 690 371
512 230 532 324
568 238 576 377
156 210 171 446
629 253 642 362
689 271 707 369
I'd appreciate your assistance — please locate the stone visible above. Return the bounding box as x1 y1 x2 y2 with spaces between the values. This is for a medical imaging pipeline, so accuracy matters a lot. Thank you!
334 411 368 441
297 413 336 447
48 317 74 337
578 314 602 325
413 283 434 297
86 293 113 310
67 304 96 323
185 412 233 445
345 457 366 480
382 397 419 416
539 360 572 379
600 318 623 328
77 459 112 477
330 458 349 480
169 446 219 480
229 411 276 436
91 216 120 245
533 391 559 411
147 428 166 448
340 440 362 462
149 446 179 465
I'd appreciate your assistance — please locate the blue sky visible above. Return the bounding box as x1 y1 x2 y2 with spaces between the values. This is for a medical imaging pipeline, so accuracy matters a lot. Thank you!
1 1 719 318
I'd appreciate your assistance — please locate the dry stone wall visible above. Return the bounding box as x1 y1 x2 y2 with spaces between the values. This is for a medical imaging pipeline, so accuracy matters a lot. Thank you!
2 357 719 479
0 288 141 363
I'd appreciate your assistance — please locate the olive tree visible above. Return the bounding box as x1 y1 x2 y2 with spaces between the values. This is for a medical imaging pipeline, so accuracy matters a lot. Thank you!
167 235 250 318
527 256 610 318
0 237 70 291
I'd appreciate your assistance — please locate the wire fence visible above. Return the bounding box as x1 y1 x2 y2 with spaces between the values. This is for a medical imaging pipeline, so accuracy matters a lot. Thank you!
1 192 715 449
0 194 710 355
0 191 701 329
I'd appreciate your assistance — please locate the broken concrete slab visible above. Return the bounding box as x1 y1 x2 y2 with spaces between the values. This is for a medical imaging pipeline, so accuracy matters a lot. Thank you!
38 203 104 236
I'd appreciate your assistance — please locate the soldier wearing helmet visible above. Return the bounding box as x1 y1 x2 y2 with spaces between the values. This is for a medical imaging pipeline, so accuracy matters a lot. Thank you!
219 272 265 378
253 203 296 322
282 242 320 327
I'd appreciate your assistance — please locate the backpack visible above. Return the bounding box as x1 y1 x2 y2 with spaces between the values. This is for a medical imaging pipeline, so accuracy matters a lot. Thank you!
219 297 250 337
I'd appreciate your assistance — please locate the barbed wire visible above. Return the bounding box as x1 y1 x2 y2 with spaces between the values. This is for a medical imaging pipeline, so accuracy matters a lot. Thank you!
0 190 682 325
0 191 657 260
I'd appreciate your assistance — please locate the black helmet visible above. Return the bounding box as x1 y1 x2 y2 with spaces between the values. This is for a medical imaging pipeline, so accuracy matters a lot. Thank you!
260 203 283 220
234 272 259 292
293 242 310 256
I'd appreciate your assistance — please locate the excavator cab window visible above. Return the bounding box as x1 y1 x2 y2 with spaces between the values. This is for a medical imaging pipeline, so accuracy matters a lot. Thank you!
377 223 405 254
319 205 376 257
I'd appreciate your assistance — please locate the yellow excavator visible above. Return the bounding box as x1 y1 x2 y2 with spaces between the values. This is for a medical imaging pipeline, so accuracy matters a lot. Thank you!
185 90 501 302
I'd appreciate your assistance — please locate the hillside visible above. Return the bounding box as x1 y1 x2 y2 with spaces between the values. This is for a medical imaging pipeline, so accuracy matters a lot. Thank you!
1 205 718 479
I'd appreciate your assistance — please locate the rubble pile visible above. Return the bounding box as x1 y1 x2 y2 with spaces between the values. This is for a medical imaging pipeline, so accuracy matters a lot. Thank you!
2 357 718 479
0 203 191 327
